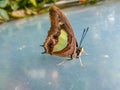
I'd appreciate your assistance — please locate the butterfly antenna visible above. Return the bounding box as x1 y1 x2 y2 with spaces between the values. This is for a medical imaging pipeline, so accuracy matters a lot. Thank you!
79 27 89 47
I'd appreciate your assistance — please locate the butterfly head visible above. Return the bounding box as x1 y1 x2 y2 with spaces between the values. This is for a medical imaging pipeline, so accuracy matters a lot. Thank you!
76 27 89 58
76 47 84 58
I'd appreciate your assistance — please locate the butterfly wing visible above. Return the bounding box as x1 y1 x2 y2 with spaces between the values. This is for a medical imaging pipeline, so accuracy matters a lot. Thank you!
44 5 78 58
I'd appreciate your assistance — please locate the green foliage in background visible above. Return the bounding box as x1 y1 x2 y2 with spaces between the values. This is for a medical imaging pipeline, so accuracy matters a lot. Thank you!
0 0 56 21
0 0 103 23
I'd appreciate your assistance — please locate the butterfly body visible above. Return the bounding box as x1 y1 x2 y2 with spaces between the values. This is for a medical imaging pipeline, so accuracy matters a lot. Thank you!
42 5 88 59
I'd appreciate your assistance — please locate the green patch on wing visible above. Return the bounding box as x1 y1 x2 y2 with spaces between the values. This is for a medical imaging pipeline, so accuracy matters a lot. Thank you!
53 29 68 52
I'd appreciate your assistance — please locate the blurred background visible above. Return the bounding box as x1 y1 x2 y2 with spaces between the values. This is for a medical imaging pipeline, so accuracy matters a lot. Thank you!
1 0 106 23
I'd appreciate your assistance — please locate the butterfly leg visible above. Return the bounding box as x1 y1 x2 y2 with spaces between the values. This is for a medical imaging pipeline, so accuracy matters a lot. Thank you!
40 45 44 47
40 45 46 54
79 57 84 67
41 51 46 54
57 57 73 66
57 60 68 66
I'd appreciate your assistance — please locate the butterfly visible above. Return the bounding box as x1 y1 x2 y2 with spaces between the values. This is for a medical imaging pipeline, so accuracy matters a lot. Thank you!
41 5 89 65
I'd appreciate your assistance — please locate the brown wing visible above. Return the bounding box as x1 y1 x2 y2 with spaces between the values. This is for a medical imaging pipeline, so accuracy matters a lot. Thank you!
44 5 78 58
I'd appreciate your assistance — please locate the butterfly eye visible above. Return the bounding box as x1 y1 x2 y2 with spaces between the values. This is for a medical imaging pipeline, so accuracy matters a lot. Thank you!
76 48 80 55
